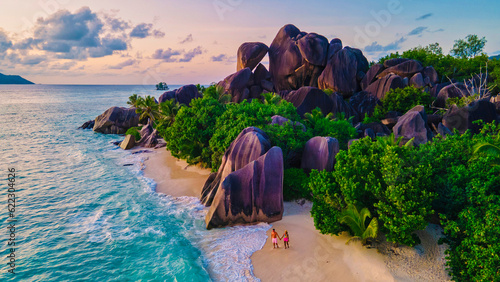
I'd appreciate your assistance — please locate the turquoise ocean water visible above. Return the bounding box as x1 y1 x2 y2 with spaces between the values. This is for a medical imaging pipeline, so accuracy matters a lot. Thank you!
0 85 269 281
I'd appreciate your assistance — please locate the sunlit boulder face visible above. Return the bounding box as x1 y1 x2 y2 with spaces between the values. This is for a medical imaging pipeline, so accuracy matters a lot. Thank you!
158 84 201 106
217 67 253 103
269 24 329 91
93 106 140 134
205 146 284 229
237 42 269 71
200 127 271 207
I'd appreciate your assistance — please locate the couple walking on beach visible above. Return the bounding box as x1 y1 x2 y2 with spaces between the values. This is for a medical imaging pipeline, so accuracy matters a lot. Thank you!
271 229 290 249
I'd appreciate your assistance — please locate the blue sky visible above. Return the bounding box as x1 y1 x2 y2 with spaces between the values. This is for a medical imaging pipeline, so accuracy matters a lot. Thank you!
0 0 499 84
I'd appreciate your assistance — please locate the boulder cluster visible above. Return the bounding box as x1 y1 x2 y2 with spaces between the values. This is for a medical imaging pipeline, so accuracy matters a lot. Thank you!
82 24 500 229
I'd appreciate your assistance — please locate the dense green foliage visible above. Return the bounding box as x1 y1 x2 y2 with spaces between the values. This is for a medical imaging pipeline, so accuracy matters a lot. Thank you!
263 122 312 168
377 42 499 91
309 122 500 280
310 170 345 235
125 127 141 141
368 86 434 121
164 96 225 166
283 168 311 201
209 98 299 169
303 109 357 150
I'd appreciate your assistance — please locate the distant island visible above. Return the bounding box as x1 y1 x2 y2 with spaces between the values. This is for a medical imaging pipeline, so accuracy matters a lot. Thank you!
0 73 34 84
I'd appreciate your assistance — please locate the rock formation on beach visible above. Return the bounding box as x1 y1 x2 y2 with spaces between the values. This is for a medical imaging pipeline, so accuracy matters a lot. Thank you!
93 106 140 134
159 84 201 105
201 127 271 206
205 146 284 229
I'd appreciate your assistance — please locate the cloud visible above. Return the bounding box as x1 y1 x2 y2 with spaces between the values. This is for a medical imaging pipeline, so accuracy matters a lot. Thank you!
153 30 165 38
20 6 128 60
130 23 164 39
130 23 153 38
12 38 40 50
211 54 227 62
34 7 103 45
0 29 13 52
416 13 433 21
103 14 130 32
152 48 182 62
50 61 77 70
108 59 136 69
408 26 428 37
22 55 45 65
180 34 193 44
179 46 203 62
364 37 406 53
88 37 128 58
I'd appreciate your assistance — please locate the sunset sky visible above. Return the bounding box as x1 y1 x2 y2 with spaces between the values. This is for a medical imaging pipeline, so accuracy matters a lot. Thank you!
0 0 499 85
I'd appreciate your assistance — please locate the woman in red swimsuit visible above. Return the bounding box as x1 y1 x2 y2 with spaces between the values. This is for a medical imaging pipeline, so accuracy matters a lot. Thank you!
280 230 290 249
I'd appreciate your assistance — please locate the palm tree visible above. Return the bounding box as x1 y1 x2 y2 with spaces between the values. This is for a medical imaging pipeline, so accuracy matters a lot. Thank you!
127 94 139 108
261 92 282 105
303 108 333 125
339 203 379 245
135 95 160 125
473 140 500 168
158 99 181 127
205 85 231 104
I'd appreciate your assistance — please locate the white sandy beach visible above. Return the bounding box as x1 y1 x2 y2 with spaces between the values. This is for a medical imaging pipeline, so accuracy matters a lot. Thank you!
142 147 451 282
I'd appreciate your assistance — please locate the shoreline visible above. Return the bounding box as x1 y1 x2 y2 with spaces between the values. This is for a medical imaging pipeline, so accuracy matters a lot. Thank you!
141 147 450 282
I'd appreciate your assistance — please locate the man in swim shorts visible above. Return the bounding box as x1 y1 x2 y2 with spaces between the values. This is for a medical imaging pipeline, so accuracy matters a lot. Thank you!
271 229 279 249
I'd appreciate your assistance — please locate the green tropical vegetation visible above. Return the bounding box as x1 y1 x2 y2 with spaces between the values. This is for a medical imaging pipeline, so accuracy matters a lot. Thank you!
120 34 500 279
377 34 500 92
125 126 141 141
339 203 379 245
366 86 434 122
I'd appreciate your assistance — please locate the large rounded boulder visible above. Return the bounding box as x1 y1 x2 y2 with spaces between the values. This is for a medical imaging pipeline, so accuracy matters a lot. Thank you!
93 106 140 134
237 42 269 71
393 105 433 145
318 47 369 97
284 86 333 117
205 146 284 229
365 73 405 100
301 137 340 173
443 99 497 134
201 127 271 206
217 68 253 103
377 60 423 79
434 83 468 108
158 84 201 106
269 25 330 91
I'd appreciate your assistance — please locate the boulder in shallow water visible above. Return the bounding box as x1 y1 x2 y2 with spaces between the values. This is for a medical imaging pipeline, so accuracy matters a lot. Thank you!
120 135 136 150
78 120 95 129
205 146 284 229
93 106 140 134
